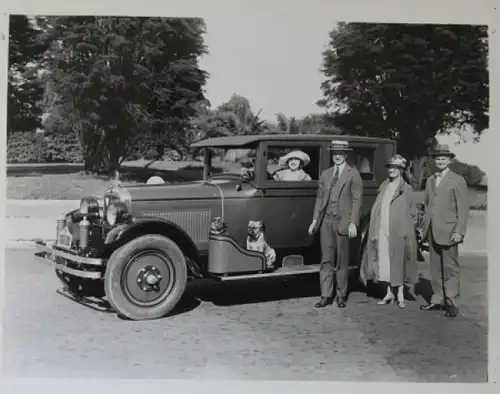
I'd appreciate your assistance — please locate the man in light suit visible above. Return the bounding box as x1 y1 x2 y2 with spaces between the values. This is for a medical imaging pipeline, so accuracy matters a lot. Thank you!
420 144 469 318
308 140 363 308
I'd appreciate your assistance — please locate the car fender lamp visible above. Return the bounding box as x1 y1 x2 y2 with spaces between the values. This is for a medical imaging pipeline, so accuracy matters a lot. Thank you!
80 197 100 215
106 201 129 226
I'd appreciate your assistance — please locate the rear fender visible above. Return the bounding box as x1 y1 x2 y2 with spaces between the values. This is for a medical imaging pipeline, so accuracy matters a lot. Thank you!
101 217 203 276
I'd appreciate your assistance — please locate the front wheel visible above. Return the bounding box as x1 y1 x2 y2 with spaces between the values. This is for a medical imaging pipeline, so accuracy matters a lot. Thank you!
104 234 188 321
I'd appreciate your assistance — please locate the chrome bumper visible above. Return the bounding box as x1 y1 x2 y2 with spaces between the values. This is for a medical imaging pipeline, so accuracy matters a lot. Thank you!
34 240 105 279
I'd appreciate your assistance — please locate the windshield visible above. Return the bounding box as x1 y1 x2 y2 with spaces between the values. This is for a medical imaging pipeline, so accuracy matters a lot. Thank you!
205 147 257 180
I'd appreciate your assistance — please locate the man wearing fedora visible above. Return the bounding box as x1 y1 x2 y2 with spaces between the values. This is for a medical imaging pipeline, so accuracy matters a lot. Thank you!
308 140 363 308
420 144 469 318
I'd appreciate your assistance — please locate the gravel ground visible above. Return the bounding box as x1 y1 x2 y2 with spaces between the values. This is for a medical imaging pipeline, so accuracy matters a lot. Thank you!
1 249 488 382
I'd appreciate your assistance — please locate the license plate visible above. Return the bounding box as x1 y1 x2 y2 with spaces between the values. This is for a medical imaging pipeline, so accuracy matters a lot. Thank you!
57 226 73 249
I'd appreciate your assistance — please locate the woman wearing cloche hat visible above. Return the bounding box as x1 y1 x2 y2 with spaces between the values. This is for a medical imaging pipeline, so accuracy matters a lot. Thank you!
360 154 418 309
273 150 312 181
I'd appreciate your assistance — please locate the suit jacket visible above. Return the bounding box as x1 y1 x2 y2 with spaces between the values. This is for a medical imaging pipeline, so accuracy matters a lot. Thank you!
312 164 363 235
422 169 469 246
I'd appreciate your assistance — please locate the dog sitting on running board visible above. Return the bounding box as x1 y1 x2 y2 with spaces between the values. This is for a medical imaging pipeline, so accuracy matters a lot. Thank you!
246 220 276 271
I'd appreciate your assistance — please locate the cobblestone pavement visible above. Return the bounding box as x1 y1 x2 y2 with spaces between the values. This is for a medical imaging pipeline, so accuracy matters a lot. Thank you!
2 249 487 382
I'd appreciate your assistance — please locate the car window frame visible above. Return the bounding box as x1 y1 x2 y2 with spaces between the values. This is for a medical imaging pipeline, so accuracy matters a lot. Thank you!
337 142 379 188
260 141 323 190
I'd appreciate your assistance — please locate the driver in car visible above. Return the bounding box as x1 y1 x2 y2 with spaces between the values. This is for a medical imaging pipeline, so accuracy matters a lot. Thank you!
273 150 312 181
240 160 256 180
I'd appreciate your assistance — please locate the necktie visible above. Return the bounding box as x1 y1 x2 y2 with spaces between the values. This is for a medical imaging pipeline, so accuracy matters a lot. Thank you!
332 166 339 186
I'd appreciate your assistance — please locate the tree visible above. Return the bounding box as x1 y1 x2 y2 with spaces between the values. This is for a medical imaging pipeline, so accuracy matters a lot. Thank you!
7 15 47 136
274 113 335 134
318 23 489 161
191 94 271 141
40 16 209 174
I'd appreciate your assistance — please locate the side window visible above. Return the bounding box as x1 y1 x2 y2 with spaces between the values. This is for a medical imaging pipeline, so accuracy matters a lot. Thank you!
329 146 375 181
348 147 375 181
267 145 320 182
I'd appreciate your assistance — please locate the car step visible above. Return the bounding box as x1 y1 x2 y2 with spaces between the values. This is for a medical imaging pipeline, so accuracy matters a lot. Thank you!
216 264 321 281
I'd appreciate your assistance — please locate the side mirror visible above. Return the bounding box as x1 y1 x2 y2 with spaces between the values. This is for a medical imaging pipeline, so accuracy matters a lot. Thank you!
236 184 242 192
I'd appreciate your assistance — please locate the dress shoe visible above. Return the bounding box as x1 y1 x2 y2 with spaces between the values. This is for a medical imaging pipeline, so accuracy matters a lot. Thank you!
378 294 395 305
420 303 442 311
336 296 346 308
315 297 332 308
397 293 406 309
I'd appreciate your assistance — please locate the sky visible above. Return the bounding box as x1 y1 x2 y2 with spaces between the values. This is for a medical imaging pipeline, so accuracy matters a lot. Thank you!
197 14 490 172
198 13 335 122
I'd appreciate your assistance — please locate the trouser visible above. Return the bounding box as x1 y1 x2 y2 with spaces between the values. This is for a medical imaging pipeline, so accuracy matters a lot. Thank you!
429 228 460 304
319 214 349 298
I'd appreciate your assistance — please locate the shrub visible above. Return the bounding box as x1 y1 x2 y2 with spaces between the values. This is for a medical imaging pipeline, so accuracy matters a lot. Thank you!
7 131 83 163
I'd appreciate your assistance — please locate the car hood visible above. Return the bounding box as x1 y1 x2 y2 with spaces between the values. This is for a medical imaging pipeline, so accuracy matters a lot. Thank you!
106 178 251 203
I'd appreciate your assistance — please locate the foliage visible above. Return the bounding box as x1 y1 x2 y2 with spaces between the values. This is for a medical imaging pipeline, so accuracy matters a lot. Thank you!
8 15 47 136
318 23 489 159
38 16 209 174
7 131 83 163
273 113 336 134
191 94 272 141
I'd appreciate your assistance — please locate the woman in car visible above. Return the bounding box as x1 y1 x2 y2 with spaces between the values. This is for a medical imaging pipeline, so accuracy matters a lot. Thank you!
360 154 418 308
273 150 312 181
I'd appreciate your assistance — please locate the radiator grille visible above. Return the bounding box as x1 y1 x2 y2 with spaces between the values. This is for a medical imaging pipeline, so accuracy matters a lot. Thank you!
141 210 212 242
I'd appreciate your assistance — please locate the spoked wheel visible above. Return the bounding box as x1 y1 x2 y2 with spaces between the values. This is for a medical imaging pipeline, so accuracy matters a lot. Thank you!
104 235 188 320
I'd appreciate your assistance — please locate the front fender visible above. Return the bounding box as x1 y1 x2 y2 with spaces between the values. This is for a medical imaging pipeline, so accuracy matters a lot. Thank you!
101 217 201 266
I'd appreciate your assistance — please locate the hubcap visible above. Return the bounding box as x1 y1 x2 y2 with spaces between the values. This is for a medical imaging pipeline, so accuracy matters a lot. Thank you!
122 250 175 307
136 265 163 292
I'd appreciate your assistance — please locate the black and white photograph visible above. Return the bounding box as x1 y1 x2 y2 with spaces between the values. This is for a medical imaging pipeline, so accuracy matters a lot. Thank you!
0 0 497 391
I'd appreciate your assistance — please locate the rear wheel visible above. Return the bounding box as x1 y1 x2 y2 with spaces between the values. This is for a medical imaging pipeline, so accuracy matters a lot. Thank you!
104 234 188 320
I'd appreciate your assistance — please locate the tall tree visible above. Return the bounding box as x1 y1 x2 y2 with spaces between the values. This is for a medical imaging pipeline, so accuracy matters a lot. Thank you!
7 15 47 136
318 23 489 160
40 16 209 174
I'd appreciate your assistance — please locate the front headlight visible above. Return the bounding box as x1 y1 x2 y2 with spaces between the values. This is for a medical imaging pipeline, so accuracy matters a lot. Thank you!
80 197 99 215
106 201 128 226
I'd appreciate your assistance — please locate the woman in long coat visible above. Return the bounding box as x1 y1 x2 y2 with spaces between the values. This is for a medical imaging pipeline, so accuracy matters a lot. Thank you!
360 154 418 308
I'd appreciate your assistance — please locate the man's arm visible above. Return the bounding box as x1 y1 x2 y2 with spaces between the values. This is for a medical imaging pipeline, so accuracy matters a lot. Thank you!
349 170 363 227
453 175 469 237
312 170 326 221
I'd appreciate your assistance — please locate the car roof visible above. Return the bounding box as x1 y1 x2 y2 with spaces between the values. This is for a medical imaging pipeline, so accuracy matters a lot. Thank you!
190 134 395 148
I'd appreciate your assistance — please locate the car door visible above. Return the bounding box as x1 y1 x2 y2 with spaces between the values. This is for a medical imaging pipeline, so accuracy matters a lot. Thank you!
255 141 325 250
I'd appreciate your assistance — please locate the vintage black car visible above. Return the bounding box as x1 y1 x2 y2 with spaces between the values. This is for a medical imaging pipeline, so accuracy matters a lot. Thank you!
35 134 412 320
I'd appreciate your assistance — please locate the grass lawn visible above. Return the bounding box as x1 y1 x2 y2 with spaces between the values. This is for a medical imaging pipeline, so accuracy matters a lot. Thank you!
6 160 488 210
7 160 208 200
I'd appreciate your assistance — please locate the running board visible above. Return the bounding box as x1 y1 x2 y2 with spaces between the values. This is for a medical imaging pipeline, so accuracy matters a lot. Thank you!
214 264 359 281
213 264 321 281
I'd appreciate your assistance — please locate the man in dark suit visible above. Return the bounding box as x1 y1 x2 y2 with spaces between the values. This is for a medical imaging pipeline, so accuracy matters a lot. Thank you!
308 140 363 308
420 144 469 318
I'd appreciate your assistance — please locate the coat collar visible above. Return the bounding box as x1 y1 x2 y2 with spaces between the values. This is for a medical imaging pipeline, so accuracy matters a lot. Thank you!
379 176 406 202
335 163 352 189
432 168 453 194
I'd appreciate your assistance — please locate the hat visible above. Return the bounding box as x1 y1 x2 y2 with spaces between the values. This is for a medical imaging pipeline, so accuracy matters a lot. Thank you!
328 140 352 152
279 150 311 167
428 144 456 158
385 154 407 169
